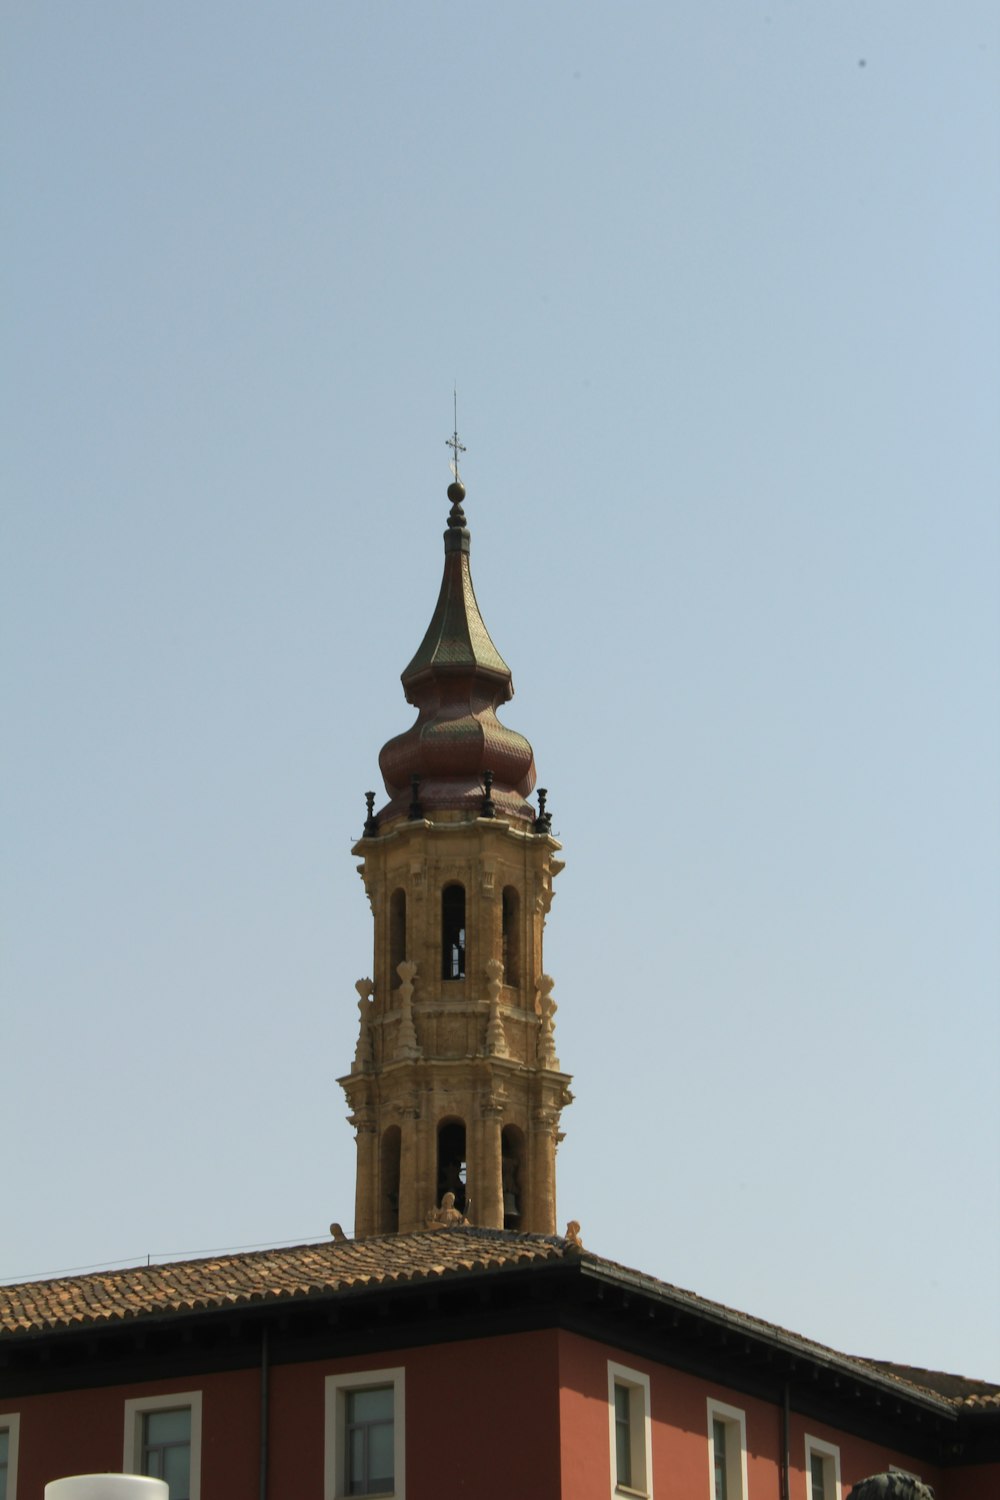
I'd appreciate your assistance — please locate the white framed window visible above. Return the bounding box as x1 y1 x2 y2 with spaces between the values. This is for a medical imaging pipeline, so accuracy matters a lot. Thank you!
607 1360 653 1498
124 1390 202 1500
707 1398 748 1500
0 1413 21 1500
325 1366 405 1500
805 1435 841 1500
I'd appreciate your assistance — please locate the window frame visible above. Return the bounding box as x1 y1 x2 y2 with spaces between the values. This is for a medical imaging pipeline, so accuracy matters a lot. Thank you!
325 1366 405 1500
805 1434 841 1500
0 1413 20 1500
707 1398 747 1500
123 1390 202 1500
607 1360 653 1499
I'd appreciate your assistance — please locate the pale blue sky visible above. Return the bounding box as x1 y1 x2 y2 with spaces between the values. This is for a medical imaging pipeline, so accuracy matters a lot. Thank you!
3 2 998 1380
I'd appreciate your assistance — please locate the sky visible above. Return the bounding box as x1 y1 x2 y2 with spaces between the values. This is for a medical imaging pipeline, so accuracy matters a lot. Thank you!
3 2 998 1382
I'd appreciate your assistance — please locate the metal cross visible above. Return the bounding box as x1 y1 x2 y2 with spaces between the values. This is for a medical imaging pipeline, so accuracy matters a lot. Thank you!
446 388 466 480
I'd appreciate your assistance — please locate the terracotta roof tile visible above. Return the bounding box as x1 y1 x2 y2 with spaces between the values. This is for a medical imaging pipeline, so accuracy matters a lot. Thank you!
1 1231 993 1418
0 1229 566 1337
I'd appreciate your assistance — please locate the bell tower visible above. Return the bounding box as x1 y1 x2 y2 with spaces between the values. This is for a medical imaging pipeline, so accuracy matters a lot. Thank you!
340 462 571 1237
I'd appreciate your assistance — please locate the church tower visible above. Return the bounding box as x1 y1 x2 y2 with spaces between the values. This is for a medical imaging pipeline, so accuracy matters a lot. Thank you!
340 460 572 1237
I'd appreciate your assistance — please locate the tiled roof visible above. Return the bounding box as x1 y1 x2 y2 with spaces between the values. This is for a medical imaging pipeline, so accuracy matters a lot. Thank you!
0 1229 566 1337
1 1230 994 1420
867 1362 1000 1409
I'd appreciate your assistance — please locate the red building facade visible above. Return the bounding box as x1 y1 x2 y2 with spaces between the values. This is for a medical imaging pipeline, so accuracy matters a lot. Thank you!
1 1230 997 1498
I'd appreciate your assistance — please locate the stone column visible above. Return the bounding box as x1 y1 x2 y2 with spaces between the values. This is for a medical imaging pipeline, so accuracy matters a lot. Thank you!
352 1111 378 1237
397 1105 422 1233
476 1095 504 1229
529 1107 558 1235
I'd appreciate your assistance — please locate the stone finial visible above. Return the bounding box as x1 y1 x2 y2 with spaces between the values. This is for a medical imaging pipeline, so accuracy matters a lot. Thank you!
485 957 508 1056
565 1220 583 1248
353 978 375 1071
329 1222 347 1242
535 973 559 1069
534 972 555 1016
363 791 378 837
425 1191 468 1230
395 960 421 1058
534 787 552 834
848 1479 935 1500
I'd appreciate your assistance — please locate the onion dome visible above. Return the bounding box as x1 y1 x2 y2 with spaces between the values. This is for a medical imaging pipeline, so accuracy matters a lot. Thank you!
377 480 537 824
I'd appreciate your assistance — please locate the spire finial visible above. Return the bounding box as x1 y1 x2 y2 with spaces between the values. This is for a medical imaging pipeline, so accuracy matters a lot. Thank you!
446 389 467 521
446 386 466 483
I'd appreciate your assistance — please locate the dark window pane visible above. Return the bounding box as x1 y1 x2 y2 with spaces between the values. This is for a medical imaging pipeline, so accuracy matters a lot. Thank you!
614 1383 632 1486
713 1419 728 1500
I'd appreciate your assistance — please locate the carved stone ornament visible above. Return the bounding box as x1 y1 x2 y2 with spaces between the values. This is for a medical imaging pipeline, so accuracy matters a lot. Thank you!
565 1219 583 1249
348 1105 376 1135
481 866 496 898
534 972 554 1013
485 957 508 1056
424 1191 468 1230
410 863 425 896
535 973 559 1069
356 863 375 912
535 869 552 915
353 978 375 1071
533 1105 559 1136
395 960 421 1058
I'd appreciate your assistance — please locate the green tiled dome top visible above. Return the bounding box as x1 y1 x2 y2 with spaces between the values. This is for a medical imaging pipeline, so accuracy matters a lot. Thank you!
401 542 512 693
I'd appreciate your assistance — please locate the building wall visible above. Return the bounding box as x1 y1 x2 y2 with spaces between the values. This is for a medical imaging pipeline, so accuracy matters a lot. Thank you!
555 1329 956 1500
12 1370 260 1498
4 1323 986 1499
7 1329 563 1500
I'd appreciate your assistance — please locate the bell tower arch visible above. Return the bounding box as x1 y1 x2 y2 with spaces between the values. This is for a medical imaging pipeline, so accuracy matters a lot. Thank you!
339 469 571 1235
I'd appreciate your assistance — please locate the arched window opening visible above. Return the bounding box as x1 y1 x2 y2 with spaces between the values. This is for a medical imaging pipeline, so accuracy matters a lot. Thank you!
501 885 520 986
379 1126 401 1234
501 1124 525 1229
441 884 466 980
437 1119 467 1214
389 888 406 989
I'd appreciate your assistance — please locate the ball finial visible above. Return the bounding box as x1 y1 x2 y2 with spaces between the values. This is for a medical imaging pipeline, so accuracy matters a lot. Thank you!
447 480 466 505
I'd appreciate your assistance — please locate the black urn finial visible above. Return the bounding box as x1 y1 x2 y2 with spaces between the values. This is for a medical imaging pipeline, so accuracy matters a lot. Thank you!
481 769 495 818
363 790 378 837
408 774 423 821
533 788 552 834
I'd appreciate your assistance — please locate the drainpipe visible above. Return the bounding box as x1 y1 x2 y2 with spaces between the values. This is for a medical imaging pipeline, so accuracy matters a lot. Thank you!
781 1380 791 1500
259 1323 270 1500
